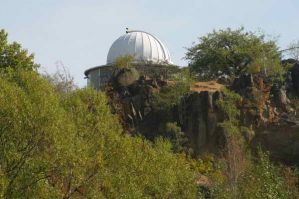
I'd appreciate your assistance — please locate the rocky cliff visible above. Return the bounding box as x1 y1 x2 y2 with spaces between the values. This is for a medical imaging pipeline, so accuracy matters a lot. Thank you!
106 66 299 164
177 90 224 154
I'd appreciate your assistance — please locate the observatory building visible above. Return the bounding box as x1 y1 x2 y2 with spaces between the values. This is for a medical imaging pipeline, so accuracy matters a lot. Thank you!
84 29 174 90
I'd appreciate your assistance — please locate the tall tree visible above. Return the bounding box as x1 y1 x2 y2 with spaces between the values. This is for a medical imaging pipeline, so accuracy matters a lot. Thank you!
185 27 283 80
0 29 39 71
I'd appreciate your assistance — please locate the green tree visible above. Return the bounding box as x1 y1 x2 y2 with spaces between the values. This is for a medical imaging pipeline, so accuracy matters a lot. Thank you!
0 70 74 198
62 89 197 198
0 29 39 71
185 27 283 80
0 69 197 198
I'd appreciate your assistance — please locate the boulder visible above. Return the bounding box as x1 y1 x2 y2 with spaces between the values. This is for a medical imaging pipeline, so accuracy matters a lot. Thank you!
114 68 140 87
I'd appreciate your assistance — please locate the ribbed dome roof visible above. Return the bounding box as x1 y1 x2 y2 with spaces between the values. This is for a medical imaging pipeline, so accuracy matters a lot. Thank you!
107 30 172 65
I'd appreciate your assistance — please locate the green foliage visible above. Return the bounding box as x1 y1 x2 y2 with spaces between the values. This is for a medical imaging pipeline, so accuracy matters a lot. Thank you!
216 88 241 125
152 69 193 112
186 27 283 80
0 70 197 198
114 55 134 69
163 122 191 154
238 149 293 199
208 149 298 199
152 82 189 112
0 29 39 71
151 70 195 156
0 70 73 198
213 88 299 198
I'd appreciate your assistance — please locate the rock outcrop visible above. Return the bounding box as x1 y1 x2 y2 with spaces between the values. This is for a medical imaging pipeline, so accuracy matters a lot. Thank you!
106 68 299 162
177 90 224 154
106 74 170 134
290 62 299 95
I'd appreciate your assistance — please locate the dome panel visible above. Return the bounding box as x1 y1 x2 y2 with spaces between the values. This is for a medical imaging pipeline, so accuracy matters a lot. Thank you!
106 30 172 65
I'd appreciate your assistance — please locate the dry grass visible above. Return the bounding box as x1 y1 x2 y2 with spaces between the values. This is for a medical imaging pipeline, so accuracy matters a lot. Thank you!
190 81 223 92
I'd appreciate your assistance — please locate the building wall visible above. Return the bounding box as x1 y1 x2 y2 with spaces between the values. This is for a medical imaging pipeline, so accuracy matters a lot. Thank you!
87 66 114 90
86 64 179 90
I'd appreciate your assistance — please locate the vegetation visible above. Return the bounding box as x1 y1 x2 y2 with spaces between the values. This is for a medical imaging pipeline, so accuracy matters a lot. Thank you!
0 31 197 198
163 122 191 154
114 55 134 69
237 150 296 199
0 70 197 198
185 27 284 81
210 89 297 199
1 28 299 198
152 68 193 112
0 29 39 72
43 64 77 94
150 70 194 155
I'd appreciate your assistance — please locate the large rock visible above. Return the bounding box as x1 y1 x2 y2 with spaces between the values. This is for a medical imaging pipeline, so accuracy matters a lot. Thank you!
177 91 224 154
114 68 140 87
231 74 273 126
282 59 299 97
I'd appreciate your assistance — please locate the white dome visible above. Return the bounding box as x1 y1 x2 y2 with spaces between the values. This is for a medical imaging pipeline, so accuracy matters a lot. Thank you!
107 30 172 65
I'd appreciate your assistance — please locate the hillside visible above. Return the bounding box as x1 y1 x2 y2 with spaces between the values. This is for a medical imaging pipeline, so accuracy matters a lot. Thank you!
1 27 299 198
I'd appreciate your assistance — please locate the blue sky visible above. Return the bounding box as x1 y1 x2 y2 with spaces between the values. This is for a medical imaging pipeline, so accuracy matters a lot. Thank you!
1 0 298 87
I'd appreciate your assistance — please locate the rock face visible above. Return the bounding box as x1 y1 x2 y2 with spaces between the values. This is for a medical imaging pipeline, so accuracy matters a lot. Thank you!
290 62 299 95
106 69 299 160
177 91 224 154
252 125 299 165
107 77 226 154
106 75 169 134
231 74 276 126
230 72 299 166
283 59 299 98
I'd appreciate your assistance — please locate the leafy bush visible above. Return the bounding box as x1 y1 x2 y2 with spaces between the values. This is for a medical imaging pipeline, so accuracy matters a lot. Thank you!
238 149 293 199
162 122 191 155
152 69 194 112
152 81 189 112
114 55 134 69
216 88 242 125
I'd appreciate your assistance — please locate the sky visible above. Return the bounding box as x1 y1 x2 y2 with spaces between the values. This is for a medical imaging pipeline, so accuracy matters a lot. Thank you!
1 0 299 87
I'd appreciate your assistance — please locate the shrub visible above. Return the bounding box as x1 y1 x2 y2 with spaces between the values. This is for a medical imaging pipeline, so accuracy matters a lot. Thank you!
238 149 293 199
